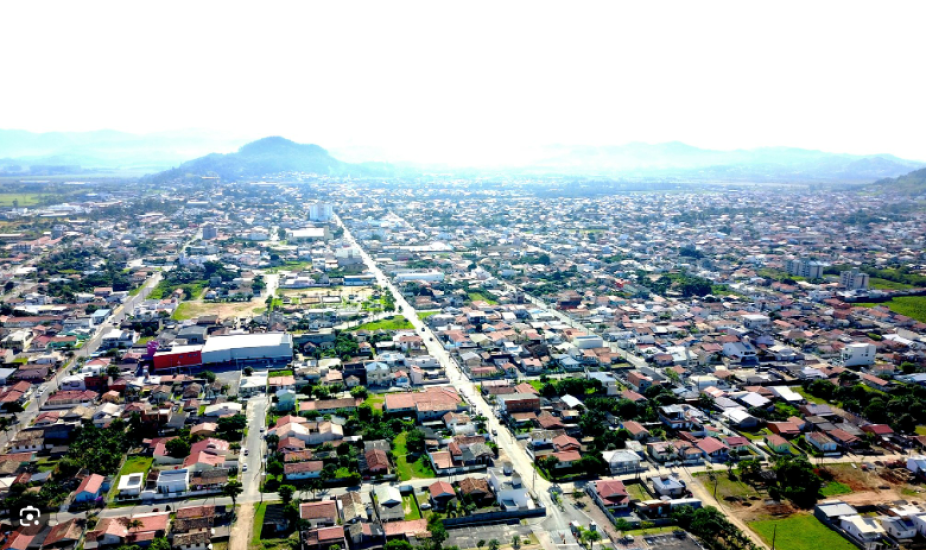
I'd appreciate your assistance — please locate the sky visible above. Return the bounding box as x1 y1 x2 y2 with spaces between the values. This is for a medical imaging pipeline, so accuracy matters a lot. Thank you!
1 1 924 165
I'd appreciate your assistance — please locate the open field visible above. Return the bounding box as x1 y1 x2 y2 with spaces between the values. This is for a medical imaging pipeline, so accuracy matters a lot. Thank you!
751 514 854 550
352 315 413 332
402 493 421 520
417 310 440 320
869 278 914 290
860 296 926 322
467 291 498 304
0 193 45 206
393 432 435 481
172 300 264 321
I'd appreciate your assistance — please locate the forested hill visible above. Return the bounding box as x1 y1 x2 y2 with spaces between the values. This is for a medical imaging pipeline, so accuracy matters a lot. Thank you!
144 136 393 182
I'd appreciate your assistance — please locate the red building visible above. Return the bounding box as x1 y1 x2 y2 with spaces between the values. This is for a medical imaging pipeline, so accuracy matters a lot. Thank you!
152 345 203 371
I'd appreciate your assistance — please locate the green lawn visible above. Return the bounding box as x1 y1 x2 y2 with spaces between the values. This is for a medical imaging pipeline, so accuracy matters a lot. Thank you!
393 432 435 481
137 336 154 345
0 193 44 207
859 296 926 323
417 310 440 320
751 515 855 550
363 394 385 410
625 482 651 501
351 315 413 332
252 502 270 545
467 292 498 304
820 481 852 497
402 493 422 520
696 472 762 500
528 380 544 392
171 302 197 320
793 387 828 405
869 278 914 290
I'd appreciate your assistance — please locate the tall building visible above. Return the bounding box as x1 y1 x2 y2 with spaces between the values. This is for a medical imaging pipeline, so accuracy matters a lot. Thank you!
840 269 870 290
309 202 333 222
786 258 825 279
202 224 217 240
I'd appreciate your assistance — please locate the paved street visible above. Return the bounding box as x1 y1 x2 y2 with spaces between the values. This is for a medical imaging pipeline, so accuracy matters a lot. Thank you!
337 215 591 547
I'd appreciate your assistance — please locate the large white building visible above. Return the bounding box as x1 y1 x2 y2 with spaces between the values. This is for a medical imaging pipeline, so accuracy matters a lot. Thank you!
840 269 870 290
394 270 445 283
201 333 294 365
787 258 825 279
309 202 333 222
841 342 876 367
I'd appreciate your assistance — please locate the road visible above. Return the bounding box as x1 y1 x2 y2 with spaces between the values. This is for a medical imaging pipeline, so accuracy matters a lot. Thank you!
335 215 588 546
1 272 163 452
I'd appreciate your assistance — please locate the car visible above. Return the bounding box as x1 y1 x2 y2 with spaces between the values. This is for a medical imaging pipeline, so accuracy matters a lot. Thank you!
260 427 265 433
491 429 498 436
244 448 249 456
242 464 248 471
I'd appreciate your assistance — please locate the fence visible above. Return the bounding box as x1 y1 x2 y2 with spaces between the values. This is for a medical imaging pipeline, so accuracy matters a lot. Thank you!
441 506 547 527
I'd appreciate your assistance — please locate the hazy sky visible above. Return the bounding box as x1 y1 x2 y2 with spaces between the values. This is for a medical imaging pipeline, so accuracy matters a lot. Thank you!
2 1 924 164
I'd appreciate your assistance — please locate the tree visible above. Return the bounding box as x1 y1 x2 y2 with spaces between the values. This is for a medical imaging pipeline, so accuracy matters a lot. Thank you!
244 367 254 376
201 371 217 383
149 538 171 550
476 541 486 550
350 385 369 399
166 437 191 458
307 478 323 499
386 542 412 550
279 484 296 505
511 536 521 550
585 530 601 549
405 429 426 454
223 480 243 507
488 540 500 550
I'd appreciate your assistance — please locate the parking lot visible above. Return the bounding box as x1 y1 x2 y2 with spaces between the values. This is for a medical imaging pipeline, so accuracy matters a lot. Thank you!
445 523 537 550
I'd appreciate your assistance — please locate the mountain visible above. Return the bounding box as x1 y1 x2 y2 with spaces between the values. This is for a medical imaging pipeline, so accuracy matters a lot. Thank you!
868 167 926 195
514 143 925 182
145 136 393 182
0 128 249 173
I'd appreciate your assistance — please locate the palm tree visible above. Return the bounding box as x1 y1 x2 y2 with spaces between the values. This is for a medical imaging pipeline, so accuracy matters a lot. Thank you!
122 518 144 531
585 530 601 550
224 480 244 508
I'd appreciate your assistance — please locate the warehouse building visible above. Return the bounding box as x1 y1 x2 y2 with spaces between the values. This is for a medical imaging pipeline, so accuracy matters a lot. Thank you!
201 333 294 366
153 345 203 371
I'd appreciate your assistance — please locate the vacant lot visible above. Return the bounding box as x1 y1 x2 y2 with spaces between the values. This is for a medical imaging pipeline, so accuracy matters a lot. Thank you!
467 291 498 304
751 514 854 550
856 296 926 322
352 315 413 332
0 193 44 207
393 432 435 481
173 299 265 321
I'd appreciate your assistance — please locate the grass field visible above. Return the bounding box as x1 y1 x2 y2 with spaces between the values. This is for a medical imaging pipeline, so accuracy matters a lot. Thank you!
0 193 45 207
467 292 498 304
394 432 436 481
820 481 852 497
402 493 422 520
697 472 762 500
751 515 855 550
351 315 413 332
252 502 270 545
625 482 651 501
363 394 385 410
855 296 926 322
417 310 440 320
869 278 914 290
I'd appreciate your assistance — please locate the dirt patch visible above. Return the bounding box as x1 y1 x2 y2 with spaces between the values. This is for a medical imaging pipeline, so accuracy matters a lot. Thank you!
230 503 254 550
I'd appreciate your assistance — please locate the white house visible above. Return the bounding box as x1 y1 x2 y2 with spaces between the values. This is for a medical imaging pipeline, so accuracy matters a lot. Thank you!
118 472 144 497
156 469 190 495
841 342 876 367
722 342 757 362
602 449 643 475
487 467 533 511
840 515 884 545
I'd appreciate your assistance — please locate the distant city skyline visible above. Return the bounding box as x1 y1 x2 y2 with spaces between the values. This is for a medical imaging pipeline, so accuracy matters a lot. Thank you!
1 1 924 165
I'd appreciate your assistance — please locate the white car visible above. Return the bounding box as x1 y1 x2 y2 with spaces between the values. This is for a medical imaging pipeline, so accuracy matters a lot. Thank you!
243 448 249 456
242 464 248 472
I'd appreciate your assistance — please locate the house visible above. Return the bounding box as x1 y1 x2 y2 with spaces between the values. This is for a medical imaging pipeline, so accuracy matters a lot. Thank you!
721 409 758 430
487 467 533 512
284 461 323 480
602 449 643 475
382 519 430 541
84 513 170 549
805 431 838 453
300 500 339 528
588 479 630 513
840 515 885 545
458 477 494 506
764 434 791 454
157 469 191 494
696 437 729 463
428 481 456 508
374 485 405 522
652 475 687 498
841 342 876 367
43 519 83 550
364 449 390 476
302 526 347 550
